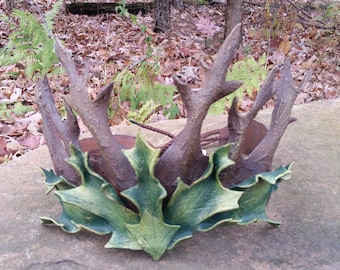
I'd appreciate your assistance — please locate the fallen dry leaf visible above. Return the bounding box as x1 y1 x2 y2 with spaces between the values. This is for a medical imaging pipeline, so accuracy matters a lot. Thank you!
0 137 11 156
196 15 220 39
17 132 42 150
278 36 291 55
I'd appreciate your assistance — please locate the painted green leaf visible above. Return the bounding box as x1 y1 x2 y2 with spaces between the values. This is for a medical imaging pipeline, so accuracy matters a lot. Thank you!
41 202 113 234
43 145 141 250
40 168 112 234
40 168 75 194
41 136 292 261
196 164 293 231
126 211 179 261
121 135 179 260
164 144 243 249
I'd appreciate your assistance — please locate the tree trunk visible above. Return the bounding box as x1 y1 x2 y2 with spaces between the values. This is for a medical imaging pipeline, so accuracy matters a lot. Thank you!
224 0 242 40
154 0 171 32
173 0 184 10
66 2 154 16
5 0 15 10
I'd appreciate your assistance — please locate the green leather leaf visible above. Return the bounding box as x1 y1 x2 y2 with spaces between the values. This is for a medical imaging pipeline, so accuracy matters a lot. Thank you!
41 202 113 234
196 164 293 231
40 168 75 194
40 168 112 234
126 212 179 261
121 134 179 260
48 145 141 250
164 144 243 249
41 137 292 260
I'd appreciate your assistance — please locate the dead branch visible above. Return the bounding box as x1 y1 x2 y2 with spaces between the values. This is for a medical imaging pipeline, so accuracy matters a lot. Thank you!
129 119 175 139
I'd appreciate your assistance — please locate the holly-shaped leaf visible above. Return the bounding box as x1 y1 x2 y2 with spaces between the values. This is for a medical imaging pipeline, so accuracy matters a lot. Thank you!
196 164 293 231
164 144 243 249
40 168 75 194
41 138 292 260
41 168 112 234
41 201 113 235
43 145 141 250
121 134 179 260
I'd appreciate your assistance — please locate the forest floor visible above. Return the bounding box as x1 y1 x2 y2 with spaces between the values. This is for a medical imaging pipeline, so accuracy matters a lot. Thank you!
0 0 339 164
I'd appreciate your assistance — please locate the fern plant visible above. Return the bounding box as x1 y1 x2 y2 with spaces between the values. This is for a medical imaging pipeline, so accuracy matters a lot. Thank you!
0 102 33 121
113 63 179 122
115 0 129 17
0 0 63 80
127 100 160 123
209 54 268 115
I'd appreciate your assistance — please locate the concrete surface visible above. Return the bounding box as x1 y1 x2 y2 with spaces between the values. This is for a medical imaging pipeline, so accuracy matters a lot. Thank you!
0 99 339 270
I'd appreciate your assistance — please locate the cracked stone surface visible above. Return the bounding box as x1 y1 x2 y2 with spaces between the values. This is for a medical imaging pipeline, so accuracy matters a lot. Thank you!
0 100 339 270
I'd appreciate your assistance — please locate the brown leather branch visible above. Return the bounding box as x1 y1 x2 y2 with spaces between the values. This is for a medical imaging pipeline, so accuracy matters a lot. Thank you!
35 76 81 185
154 24 243 194
36 23 311 198
226 65 281 163
53 39 137 191
221 60 313 187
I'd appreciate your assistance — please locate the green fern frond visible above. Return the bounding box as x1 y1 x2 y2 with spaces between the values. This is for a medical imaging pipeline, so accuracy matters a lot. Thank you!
0 2 63 80
113 61 179 121
12 102 33 116
0 102 33 120
127 100 158 123
26 62 42 79
208 99 227 115
227 54 268 97
0 103 11 120
209 54 268 115
114 69 136 103
45 0 63 30
0 14 9 22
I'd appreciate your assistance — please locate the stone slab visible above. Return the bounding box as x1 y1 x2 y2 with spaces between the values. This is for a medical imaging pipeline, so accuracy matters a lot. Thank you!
0 100 339 269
